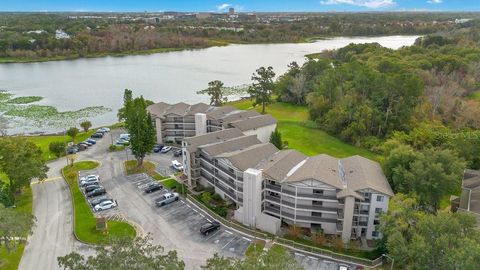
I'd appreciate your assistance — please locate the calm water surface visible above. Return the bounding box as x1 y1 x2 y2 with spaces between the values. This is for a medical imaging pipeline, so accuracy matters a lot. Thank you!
0 35 418 133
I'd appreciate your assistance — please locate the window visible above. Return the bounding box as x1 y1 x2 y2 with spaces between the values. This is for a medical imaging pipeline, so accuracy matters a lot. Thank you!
313 189 324 195
375 208 383 214
372 231 379 237
376 195 384 202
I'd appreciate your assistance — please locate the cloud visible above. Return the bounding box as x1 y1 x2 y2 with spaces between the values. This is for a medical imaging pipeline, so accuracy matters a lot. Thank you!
320 0 396 8
427 0 442 4
216 3 231 11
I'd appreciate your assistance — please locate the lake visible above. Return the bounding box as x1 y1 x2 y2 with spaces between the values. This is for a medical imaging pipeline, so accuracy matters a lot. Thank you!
0 35 418 134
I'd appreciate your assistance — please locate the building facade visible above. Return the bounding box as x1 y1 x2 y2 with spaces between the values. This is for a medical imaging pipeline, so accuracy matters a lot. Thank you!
182 128 393 243
147 102 276 144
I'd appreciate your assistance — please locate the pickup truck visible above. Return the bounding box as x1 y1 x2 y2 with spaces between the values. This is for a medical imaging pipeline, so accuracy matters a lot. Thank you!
155 192 179 207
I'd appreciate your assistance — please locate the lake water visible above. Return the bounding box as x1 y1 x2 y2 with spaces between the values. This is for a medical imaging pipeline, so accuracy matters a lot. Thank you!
0 35 418 134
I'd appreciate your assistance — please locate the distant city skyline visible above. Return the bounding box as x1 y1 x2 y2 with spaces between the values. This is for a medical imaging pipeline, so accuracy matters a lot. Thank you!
1 0 478 12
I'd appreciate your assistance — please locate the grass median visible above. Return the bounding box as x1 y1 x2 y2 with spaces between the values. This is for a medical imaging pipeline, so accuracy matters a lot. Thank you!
62 161 136 244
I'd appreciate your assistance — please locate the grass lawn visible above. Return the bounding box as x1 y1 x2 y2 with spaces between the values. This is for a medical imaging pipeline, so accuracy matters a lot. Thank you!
160 178 189 195
124 160 170 181
228 100 380 160
470 91 480 102
245 240 266 258
21 130 95 161
62 161 136 244
0 178 32 270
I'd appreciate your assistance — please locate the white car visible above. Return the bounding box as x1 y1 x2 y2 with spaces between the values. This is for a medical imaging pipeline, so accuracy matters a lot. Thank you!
99 127 110 132
161 146 172 153
94 200 117 212
119 133 130 140
80 174 99 181
171 160 183 171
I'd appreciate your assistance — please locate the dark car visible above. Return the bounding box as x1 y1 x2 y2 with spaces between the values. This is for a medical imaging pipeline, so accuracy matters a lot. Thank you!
153 145 164 153
85 185 102 193
173 149 182 157
91 133 104 139
200 221 220 235
67 147 77 154
89 197 113 207
144 182 163 193
86 138 96 145
86 187 106 198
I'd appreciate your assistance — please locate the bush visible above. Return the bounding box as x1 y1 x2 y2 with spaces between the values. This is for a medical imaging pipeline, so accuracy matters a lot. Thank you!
332 235 344 251
0 182 14 207
288 225 302 239
312 230 326 246
49 141 66 158
211 193 223 202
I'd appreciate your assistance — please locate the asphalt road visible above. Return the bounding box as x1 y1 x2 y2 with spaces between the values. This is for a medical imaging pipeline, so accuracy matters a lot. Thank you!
19 130 250 270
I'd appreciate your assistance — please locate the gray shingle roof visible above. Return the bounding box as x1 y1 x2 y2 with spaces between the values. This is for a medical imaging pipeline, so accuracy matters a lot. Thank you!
216 143 279 171
184 128 244 153
228 114 277 131
285 154 345 189
256 150 307 182
206 106 238 119
165 102 190 116
220 110 260 124
147 102 171 118
186 103 211 116
200 135 261 157
340 155 394 196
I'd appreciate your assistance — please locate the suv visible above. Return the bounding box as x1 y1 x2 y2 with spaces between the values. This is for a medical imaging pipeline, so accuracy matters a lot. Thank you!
94 200 117 212
155 192 179 206
80 179 99 187
144 182 163 193
80 174 99 181
173 149 182 157
200 221 220 236
91 133 103 139
86 187 106 198
153 145 164 153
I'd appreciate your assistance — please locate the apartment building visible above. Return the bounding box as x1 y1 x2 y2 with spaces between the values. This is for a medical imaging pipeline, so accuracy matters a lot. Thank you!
147 102 276 144
458 169 480 225
182 128 393 243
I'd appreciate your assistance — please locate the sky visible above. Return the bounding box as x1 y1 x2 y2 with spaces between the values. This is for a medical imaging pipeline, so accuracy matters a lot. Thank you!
1 0 478 12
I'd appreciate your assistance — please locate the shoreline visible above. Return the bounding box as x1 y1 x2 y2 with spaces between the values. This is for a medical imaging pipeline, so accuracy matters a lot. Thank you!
0 34 420 64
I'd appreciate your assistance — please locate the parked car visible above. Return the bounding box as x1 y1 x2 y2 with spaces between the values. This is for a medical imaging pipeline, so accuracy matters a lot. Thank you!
80 179 99 187
153 145 164 153
155 192 179 206
160 146 172 153
83 182 100 189
200 221 221 236
86 187 106 198
119 133 130 140
171 160 183 171
100 127 111 132
82 141 93 146
94 200 117 212
67 148 77 154
144 182 163 193
173 149 182 157
80 174 100 181
85 184 103 193
91 132 103 138
89 197 113 207
116 138 129 145
86 138 96 145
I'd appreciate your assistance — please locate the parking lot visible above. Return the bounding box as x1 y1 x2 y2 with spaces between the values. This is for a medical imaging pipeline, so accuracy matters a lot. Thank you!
125 173 252 258
293 251 357 270
78 169 120 215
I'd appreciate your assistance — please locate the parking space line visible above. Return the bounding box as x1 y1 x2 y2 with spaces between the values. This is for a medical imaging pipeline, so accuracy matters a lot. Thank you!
199 213 205 217
221 236 237 249
192 209 198 213
308 256 318 260
186 204 191 208
225 230 232 235
205 229 221 241
242 237 251 242
207 219 212 222
295 253 305 257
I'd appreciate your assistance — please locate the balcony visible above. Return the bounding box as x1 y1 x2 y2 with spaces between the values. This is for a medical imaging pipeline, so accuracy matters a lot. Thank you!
263 206 337 224
264 195 338 213
353 209 370 215
264 184 337 201
216 182 236 201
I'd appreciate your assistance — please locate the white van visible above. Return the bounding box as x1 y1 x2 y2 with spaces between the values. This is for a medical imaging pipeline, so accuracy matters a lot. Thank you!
171 160 183 171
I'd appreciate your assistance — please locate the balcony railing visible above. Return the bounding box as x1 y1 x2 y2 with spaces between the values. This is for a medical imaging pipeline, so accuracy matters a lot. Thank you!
264 195 338 213
263 206 337 224
264 184 338 201
353 209 370 215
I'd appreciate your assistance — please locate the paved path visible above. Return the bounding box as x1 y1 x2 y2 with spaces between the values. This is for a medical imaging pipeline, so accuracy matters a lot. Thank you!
18 133 112 270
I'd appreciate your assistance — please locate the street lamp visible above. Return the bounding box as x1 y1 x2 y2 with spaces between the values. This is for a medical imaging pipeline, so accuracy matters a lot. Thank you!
383 254 394 270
